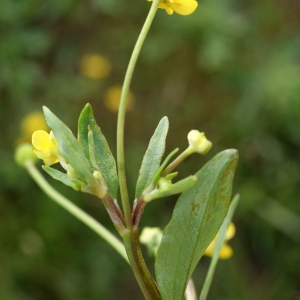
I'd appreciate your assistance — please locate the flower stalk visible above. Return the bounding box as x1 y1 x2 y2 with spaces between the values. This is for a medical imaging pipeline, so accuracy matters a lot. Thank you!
116 0 162 298
117 0 160 227
24 160 128 262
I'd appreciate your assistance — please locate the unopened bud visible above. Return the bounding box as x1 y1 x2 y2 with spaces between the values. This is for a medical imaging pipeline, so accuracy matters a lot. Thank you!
187 130 212 154
158 177 172 191
140 227 163 256
15 143 37 166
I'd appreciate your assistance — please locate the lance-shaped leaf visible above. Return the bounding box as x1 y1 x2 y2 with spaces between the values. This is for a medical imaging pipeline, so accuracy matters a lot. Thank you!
43 107 94 184
78 104 118 199
155 149 238 300
135 117 169 198
43 166 73 188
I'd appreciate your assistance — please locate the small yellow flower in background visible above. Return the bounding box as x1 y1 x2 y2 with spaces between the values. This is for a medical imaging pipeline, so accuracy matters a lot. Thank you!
16 112 49 145
204 222 236 260
21 112 49 136
32 130 59 166
148 0 198 15
80 54 111 79
103 85 135 113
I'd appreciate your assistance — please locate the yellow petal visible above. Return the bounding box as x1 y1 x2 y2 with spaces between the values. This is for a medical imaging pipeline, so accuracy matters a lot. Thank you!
32 130 52 150
158 3 174 14
32 130 59 166
32 148 50 160
219 243 233 259
203 240 215 257
170 0 198 15
42 156 59 167
204 222 236 259
226 222 236 241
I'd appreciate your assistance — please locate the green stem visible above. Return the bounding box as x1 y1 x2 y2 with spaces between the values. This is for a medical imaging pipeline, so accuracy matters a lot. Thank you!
162 146 194 176
116 1 162 298
117 0 160 228
122 229 161 300
24 160 128 262
199 195 240 300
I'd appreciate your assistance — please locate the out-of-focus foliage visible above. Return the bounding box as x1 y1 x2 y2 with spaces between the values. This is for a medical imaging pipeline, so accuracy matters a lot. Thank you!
1 0 300 299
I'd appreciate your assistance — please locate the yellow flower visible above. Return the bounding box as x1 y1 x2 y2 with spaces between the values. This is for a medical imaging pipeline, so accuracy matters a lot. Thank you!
148 0 198 15
103 85 135 113
80 54 111 79
204 222 235 259
32 130 59 166
21 112 49 136
16 112 49 145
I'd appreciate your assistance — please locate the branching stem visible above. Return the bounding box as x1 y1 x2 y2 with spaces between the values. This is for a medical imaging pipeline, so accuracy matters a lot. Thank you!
24 160 128 262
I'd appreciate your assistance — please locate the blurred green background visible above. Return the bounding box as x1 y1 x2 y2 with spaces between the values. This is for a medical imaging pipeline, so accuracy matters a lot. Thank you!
1 0 300 299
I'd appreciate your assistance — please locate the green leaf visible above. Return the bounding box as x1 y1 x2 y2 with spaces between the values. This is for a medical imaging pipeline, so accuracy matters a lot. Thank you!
155 149 239 300
135 116 169 198
78 104 91 159
78 104 119 199
43 106 93 184
43 166 73 188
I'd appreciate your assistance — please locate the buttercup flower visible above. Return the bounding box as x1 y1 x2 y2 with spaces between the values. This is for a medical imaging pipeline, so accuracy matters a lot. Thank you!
32 130 59 166
188 130 212 154
148 0 198 16
104 85 135 113
80 54 111 79
204 222 236 259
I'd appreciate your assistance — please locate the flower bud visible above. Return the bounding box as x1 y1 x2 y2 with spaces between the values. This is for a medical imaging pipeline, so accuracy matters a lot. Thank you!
15 143 38 166
144 175 197 202
140 227 163 256
187 130 212 154
158 177 172 191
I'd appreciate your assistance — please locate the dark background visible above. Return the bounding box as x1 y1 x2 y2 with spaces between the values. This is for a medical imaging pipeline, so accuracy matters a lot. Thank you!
1 0 300 299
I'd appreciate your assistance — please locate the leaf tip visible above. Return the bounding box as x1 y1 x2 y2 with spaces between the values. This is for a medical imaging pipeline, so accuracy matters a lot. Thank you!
42 106 50 114
84 103 92 109
162 116 169 124
225 149 239 159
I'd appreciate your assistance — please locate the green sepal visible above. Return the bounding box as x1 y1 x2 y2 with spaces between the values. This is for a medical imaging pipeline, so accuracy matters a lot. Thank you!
43 107 94 184
135 116 169 198
43 166 73 188
78 104 118 199
69 178 88 192
151 148 179 185
155 149 239 300
144 175 197 202
165 172 178 181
